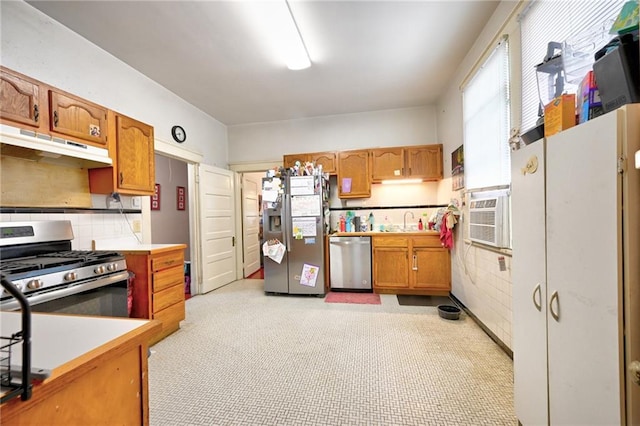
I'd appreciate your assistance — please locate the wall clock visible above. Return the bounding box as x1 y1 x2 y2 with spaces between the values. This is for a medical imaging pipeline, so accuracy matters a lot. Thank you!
171 125 186 143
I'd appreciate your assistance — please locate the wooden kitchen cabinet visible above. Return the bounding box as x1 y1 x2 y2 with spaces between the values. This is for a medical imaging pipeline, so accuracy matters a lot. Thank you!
122 245 187 345
370 147 404 181
0 67 46 131
406 145 443 180
283 151 337 174
337 149 370 198
48 88 108 147
373 234 450 295
370 145 443 182
89 110 155 195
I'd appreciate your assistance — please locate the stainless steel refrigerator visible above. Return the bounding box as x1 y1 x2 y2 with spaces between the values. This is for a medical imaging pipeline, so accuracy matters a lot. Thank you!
262 173 329 296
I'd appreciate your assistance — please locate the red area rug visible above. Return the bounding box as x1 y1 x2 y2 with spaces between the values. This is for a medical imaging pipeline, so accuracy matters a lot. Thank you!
325 292 381 305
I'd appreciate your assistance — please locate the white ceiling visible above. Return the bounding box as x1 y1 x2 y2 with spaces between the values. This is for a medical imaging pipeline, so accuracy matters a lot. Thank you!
27 1 500 126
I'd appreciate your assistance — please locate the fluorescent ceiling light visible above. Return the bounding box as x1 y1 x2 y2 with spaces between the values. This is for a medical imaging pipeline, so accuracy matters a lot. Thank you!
381 179 424 185
242 1 311 70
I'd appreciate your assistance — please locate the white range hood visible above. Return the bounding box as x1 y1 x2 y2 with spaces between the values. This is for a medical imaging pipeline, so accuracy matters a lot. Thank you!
0 124 112 168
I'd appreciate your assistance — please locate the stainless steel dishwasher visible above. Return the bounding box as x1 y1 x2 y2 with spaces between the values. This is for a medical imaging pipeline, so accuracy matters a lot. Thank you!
329 236 372 290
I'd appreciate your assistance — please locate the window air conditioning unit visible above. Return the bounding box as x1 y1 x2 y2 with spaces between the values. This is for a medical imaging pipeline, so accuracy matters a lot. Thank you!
468 195 510 248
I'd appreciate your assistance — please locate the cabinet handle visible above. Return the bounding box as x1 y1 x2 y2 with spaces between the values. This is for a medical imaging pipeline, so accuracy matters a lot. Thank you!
532 283 542 311
119 172 123 185
412 253 417 271
549 290 560 321
53 110 59 127
34 104 39 123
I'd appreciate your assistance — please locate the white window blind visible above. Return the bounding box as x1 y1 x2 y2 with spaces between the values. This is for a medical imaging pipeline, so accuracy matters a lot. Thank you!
520 0 626 132
463 39 511 189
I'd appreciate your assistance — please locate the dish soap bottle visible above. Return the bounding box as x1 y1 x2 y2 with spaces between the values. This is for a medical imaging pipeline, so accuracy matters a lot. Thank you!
339 215 346 232
418 218 423 231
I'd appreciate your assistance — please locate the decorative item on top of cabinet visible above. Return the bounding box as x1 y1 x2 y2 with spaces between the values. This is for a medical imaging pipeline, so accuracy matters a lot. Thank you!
337 149 370 198
283 151 337 174
123 245 187 345
0 67 47 132
48 88 108 147
88 110 155 196
372 234 450 295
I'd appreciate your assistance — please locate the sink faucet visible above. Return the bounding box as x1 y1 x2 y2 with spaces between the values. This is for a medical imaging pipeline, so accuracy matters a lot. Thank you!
403 211 415 231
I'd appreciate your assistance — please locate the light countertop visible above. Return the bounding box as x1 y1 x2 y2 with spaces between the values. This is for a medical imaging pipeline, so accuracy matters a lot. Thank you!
331 231 440 237
1 312 153 373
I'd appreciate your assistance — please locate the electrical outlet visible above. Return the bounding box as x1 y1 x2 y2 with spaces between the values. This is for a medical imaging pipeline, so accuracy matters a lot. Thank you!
498 256 506 272
131 196 141 208
132 220 141 233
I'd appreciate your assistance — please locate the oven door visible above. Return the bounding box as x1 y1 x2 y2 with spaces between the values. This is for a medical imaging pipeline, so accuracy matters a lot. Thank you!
2 271 130 317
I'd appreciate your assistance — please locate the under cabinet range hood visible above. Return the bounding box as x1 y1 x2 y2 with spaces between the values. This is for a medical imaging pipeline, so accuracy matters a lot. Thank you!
0 124 112 168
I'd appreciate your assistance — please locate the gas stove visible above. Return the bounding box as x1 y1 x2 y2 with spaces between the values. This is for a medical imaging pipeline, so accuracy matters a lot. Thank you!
0 221 128 310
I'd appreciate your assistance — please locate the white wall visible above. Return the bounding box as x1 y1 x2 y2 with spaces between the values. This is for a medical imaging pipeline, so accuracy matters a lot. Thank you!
0 1 228 168
228 106 437 164
435 0 521 350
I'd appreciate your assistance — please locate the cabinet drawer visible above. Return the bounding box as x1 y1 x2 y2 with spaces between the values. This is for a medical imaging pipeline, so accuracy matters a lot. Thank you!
152 265 184 292
373 236 408 248
152 251 183 272
411 236 442 248
153 300 185 329
153 283 184 313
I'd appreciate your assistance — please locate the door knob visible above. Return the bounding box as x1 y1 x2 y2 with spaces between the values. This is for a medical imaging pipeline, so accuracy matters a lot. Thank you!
629 360 640 386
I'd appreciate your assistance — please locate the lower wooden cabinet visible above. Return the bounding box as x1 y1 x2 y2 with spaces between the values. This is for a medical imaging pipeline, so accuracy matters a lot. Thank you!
123 245 187 345
373 234 450 295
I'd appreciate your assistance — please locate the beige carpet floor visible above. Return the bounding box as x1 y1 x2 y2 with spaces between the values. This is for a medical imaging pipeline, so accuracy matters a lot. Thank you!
148 279 516 425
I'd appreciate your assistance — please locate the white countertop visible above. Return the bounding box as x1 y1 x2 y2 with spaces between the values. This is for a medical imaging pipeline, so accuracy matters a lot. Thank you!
1 312 151 372
93 237 186 252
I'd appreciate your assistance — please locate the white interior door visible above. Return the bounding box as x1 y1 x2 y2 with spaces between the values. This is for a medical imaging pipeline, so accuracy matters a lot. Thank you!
198 164 236 293
241 174 261 277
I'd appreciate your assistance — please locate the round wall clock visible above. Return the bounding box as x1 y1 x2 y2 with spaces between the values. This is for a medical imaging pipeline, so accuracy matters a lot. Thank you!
171 125 186 143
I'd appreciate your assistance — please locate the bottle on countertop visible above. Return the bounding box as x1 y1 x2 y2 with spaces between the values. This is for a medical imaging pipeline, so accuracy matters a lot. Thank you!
368 212 375 231
339 215 346 232
418 218 423 231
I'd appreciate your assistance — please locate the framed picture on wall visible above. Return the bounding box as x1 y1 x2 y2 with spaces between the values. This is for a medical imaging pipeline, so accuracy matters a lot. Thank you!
177 186 186 210
451 145 464 191
151 183 161 210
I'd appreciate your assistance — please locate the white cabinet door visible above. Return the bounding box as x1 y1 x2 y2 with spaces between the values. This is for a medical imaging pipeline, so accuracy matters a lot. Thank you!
546 111 623 424
511 140 549 426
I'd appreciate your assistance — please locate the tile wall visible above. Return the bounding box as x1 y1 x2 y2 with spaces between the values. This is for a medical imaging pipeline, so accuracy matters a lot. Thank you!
0 212 142 251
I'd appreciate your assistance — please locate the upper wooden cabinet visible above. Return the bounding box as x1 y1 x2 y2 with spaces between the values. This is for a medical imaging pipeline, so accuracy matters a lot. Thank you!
89 111 155 196
406 145 443 180
337 149 370 198
48 89 108 147
0 67 46 131
370 147 405 181
283 151 337 174
371 144 443 182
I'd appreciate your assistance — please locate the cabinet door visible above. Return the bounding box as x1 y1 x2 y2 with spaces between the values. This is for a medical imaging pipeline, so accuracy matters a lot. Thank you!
283 154 309 169
49 89 108 146
0 68 42 129
546 111 622 425
510 140 549 426
373 247 409 288
370 147 404 181
406 145 443 180
337 150 370 198
310 151 337 174
412 248 450 290
115 114 155 194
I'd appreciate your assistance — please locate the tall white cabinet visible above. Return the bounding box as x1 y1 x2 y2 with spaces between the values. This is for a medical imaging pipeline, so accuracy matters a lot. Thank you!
511 104 640 425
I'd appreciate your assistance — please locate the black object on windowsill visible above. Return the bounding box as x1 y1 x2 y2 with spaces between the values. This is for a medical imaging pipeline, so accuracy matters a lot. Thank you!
1 275 32 403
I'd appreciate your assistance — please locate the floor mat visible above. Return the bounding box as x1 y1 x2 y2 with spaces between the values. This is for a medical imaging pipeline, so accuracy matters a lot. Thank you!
396 295 455 307
325 292 381 305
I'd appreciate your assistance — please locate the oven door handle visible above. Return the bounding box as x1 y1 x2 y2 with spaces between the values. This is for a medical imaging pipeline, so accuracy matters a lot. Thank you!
1 271 130 311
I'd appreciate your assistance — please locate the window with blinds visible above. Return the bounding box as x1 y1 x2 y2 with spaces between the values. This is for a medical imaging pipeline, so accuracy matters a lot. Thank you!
463 39 511 190
520 0 626 132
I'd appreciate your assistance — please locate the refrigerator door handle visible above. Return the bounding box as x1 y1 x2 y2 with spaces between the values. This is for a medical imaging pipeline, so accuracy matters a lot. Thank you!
285 193 292 252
